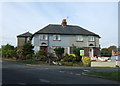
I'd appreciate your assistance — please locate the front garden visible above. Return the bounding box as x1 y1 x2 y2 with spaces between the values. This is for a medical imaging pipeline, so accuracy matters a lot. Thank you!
1 43 91 67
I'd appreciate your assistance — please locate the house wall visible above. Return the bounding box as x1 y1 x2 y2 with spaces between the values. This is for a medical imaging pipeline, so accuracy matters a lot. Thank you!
17 37 32 50
17 37 26 50
32 34 100 56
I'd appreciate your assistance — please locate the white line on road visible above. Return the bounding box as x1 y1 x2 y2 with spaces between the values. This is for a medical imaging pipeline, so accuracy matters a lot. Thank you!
40 79 50 83
18 83 27 85
83 70 89 72
75 74 81 75
59 71 65 73
69 72 73 74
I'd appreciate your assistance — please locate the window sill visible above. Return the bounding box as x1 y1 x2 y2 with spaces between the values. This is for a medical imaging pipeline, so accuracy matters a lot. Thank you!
53 40 61 41
40 39 48 41
88 41 95 42
76 41 83 42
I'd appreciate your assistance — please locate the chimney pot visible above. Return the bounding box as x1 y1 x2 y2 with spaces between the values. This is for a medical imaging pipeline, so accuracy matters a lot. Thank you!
61 19 67 26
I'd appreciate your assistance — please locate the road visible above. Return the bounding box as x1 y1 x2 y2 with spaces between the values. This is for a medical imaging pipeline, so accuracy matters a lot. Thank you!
2 60 120 85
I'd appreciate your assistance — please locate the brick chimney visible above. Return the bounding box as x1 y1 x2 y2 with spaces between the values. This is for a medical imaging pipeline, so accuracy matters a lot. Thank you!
61 19 67 26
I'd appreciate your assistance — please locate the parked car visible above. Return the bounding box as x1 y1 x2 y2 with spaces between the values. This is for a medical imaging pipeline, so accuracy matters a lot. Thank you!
108 56 120 61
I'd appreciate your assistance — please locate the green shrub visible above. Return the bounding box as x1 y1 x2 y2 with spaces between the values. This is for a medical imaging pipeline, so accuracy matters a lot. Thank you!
12 57 17 60
40 56 47 62
61 62 73 66
22 43 34 57
34 50 47 62
73 48 83 62
18 59 37 64
37 50 46 56
62 53 76 62
82 57 91 66
54 47 64 61
2 44 16 58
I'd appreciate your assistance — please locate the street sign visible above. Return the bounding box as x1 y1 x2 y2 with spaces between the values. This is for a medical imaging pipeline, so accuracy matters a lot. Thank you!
80 50 84 56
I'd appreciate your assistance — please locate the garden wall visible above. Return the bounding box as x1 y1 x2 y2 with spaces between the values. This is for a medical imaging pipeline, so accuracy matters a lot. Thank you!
91 61 120 67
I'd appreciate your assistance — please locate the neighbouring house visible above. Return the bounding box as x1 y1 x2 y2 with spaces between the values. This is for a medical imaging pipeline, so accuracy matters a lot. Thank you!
112 47 120 56
31 19 101 57
17 32 32 50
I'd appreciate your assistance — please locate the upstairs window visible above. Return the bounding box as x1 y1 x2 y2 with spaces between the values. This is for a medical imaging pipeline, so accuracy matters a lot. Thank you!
77 35 83 41
27 37 30 41
88 36 94 41
40 35 48 40
53 35 60 40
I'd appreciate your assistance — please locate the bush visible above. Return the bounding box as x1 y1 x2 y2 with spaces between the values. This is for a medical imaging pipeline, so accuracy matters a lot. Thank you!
18 59 37 64
61 62 73 66
12 57 17 60
2 44 16 58
40 56 47 62
37 50 46 56
82 57 91 67
69 54 76 57
22 43 34 57
62 53 76 62
33 50 47 62
73 48 83 62
54 47 64 61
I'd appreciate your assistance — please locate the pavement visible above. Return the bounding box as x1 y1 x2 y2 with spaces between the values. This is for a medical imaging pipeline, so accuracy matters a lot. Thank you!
1 60 120 85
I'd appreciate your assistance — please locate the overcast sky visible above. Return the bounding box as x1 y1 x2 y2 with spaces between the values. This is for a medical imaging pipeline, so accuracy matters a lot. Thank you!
0 1 118 48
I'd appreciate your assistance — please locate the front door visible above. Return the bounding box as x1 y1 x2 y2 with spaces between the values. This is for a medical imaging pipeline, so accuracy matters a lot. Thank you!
89 48 94 57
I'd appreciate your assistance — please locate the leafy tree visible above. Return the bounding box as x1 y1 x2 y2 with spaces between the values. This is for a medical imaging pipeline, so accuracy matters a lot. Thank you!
73 48 83 62
2 44 16 58
22 43 34 58
0 48 1 57
108 46 117 54
54 47 64 61
101 46 117 57
101 48 111 57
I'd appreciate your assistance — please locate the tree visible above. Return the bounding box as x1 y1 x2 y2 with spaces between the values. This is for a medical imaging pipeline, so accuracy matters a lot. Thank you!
108 46 117 54
73 48 83 62
101 46 117 57
54 47 64 61
0 48 1 57
2 44 16 58
100 48 110 57
22 43 34 58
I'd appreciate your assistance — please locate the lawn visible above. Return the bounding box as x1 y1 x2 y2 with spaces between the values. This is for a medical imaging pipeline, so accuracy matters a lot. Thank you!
85 71 120 81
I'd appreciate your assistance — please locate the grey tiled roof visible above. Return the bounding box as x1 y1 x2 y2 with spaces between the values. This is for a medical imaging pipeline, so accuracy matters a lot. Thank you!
17 32 32 37
34 24 100 37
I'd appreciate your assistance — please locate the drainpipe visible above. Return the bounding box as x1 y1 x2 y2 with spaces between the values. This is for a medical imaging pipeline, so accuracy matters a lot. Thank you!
48 34 49 53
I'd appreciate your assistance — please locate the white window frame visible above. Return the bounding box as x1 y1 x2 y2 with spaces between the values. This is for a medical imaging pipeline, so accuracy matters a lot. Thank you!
40 34 48 40
53 35 60 40
88 36 94 41
77 35 83 41
27 37 30 41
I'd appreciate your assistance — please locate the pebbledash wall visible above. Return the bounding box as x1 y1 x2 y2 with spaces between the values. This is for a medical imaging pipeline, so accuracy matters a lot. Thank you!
32 34 100 57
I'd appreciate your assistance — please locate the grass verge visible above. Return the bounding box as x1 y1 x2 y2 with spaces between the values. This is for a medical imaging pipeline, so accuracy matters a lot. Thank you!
84 72 120 81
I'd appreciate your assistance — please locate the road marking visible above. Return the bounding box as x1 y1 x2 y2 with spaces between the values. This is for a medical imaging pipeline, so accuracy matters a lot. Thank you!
76 74 81 75
18 83 27 85
40 79 50 83
45 68 49 69
83 70 89 72
26 64 31 66
69 72 73 74
59 71 64 73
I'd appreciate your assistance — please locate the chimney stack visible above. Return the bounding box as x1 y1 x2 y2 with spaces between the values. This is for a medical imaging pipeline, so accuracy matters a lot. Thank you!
61 19 67 26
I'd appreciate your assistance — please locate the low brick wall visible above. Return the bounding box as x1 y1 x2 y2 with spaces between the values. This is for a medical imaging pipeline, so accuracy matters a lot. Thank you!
91 61 120 67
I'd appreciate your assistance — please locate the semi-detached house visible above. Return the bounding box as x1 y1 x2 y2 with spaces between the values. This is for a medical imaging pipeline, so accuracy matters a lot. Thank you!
31 19 101 57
